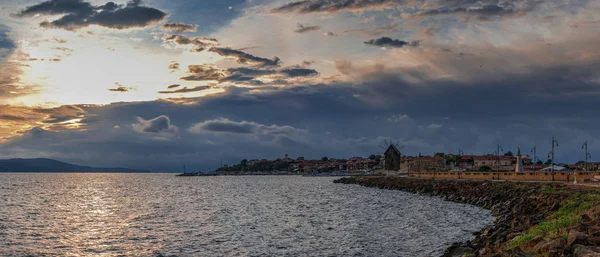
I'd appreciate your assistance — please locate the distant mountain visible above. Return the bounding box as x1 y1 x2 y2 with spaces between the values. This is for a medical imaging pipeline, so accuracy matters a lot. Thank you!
0 158 150 173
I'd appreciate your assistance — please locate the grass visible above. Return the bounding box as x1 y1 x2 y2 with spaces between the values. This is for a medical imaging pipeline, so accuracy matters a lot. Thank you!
540 185 569 195
507 192 600 250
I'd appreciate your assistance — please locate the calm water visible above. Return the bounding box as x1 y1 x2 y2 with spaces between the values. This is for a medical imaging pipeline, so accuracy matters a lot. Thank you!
0 174 493 256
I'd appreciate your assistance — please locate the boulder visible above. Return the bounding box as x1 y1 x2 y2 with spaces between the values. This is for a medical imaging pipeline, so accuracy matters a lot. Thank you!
573 244 600 257
533 238 566 256
569 229 591 248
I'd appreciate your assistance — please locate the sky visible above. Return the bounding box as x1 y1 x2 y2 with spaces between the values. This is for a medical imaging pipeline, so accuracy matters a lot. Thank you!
0 0 599 172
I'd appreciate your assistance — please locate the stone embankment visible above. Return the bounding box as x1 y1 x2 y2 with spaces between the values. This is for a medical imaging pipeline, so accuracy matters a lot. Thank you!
334 176 600 257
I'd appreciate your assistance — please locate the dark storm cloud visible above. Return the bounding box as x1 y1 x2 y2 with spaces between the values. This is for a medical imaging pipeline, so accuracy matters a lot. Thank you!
271 0 397 14
364 37 419 48
0 25 16 61
189 118 308 139
190 119 254 134
294 23 320 33
418 4 519 18
3 57 600 171
180 65 318 83
0 115 27 121
209 47 281 67
162 23 198 32
163 35 218 52
158 85 211 94
410 0 545 22
16 0 167 31
280 68 319 77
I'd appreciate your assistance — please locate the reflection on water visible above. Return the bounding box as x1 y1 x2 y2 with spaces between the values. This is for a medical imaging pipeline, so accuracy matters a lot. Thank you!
0 174 493 256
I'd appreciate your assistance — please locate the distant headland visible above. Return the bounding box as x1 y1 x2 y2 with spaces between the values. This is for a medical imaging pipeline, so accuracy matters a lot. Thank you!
0 158 150 173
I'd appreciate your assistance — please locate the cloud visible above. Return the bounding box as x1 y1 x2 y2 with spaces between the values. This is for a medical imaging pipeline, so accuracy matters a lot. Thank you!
180 65 225 81
168 62 180 71
364 37 420 48
180 65 318 84
162 23 198 32
168 84 181 89
209 47 281 67
163 35 218 52
16 0 167 31
108 82 134 92
416 4 520 21
341 23 400 37
388 114 409 122
271 0 397 14
0 25 16 61
294 23 321 33
132 115 178 135
158 85 211 94
189 118 308 139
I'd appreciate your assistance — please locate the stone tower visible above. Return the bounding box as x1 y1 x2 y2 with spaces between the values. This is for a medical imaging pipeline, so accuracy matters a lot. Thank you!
515 147 524 172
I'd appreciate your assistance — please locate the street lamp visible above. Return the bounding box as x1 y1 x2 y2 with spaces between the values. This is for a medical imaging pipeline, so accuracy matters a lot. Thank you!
531 146 537 170
551 137 558 173
496 144 503 180
580 141 592 185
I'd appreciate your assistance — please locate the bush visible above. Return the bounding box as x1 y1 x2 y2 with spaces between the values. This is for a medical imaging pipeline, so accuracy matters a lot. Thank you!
479 165 492 172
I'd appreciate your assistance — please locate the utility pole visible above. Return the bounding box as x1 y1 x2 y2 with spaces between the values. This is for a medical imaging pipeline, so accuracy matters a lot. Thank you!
551 137 558 173
496 144 503 172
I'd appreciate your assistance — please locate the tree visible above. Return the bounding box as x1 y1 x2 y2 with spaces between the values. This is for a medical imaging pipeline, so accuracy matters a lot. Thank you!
504 151 514 157
240 159 248 167
297 157 305 161
321 156 329 161
479 165 492 172
374 155 382 161
544 159 552 166
435 152 445 157
369 154 377 160
536 160 543 165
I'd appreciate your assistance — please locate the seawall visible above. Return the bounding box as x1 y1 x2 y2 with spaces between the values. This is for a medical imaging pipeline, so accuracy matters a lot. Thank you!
334 176 600 257
409 171 600 182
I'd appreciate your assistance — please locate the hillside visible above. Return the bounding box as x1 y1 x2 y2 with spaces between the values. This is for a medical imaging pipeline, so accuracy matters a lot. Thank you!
0 158 150 173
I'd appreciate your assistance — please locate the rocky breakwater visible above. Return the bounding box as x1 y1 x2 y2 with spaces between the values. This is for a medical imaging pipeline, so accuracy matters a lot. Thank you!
334 176 600 257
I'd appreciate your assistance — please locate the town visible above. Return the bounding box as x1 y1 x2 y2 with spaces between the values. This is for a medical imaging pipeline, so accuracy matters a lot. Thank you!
191 146 599 176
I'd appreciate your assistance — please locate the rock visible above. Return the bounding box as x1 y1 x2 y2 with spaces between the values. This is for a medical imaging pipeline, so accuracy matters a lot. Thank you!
532 238 566 256
448 247 474 257
573 244 600 257
569 229 591 248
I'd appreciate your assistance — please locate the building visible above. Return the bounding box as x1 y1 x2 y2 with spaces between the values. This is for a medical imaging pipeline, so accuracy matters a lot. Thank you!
403 156 446 172
473 154 513 171
347 157 377 171
383 144 401 171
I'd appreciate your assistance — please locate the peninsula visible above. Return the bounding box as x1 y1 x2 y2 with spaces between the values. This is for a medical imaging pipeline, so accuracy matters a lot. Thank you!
0 158 150 173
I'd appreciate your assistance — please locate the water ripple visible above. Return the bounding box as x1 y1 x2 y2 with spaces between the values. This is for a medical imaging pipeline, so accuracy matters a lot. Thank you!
0 174 493 256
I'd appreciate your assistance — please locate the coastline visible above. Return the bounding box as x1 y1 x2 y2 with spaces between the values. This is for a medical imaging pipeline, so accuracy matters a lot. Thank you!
334 176 600 257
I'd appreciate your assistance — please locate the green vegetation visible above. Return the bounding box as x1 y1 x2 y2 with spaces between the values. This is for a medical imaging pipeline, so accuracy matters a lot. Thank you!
479 165 492 172
508 192 600 250
540 185 568 195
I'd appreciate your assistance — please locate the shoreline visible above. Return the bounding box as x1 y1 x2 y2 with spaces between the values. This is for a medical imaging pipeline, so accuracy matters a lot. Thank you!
334 176 600 257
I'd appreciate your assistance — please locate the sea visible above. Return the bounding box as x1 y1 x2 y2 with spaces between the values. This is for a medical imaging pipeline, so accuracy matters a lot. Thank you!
0 174 493 256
